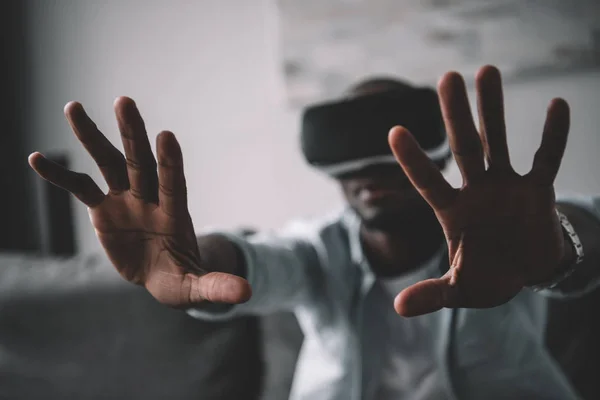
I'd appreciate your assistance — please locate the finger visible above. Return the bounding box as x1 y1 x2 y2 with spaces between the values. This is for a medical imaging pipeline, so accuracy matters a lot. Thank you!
114 97 159 203
28 152 105 207
438 72 485 185
394 276 459 317
64 102 129 192
529 98 570 185
190 272 252 304
157 131 188 216
389 126 456 211
475 65 512 171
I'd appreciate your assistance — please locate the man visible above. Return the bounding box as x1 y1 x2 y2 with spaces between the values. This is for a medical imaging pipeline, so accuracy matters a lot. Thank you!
29 65 600 399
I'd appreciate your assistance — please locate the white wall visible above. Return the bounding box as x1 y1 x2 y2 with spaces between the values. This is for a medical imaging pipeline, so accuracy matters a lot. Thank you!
497 72 600 194
26 0 600 253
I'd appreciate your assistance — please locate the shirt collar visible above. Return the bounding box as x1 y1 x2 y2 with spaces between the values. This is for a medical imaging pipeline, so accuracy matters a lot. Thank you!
341 208 368 268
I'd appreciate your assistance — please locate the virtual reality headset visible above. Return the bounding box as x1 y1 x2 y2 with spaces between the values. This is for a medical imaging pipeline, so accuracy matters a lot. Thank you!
300 86 450 177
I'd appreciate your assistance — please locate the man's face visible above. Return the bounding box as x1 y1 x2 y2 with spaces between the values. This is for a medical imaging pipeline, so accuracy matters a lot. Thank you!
338 161 445 232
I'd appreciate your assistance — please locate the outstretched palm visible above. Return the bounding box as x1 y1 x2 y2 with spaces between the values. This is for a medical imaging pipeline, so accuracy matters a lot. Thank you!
29 98 251 308
390 66 570 317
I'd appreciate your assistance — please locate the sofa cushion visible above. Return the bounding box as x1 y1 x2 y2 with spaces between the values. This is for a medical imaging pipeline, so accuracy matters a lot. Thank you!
545 288 600 400
0 252 263 400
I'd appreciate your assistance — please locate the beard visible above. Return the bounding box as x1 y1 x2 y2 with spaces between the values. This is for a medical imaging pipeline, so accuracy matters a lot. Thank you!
355 202 438 234
361 210 412 233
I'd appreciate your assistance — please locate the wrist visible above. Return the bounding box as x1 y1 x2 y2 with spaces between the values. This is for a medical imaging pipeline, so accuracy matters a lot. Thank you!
196 234 247 278
559 227 576 270
529 209 584 292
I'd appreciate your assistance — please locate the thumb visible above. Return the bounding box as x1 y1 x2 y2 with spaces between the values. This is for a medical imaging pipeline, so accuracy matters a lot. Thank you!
190 272 252 304
394 276 459 317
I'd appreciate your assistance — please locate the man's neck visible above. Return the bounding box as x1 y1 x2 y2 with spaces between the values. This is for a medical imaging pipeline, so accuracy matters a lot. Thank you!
359 216 445 278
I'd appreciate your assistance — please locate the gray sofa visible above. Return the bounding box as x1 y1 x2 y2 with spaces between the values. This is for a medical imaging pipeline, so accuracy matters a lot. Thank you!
0 251 303 400
1 250 598 399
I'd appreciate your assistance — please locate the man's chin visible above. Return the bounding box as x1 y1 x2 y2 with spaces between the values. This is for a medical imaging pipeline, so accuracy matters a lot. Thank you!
361 212 411 233
359 207 434 233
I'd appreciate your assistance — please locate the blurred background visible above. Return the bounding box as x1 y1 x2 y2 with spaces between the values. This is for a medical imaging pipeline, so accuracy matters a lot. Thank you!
1 1 600 399
2 0 599 256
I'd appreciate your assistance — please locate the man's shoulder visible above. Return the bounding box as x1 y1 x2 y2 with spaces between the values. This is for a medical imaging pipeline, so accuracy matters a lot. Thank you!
556 193 600 216
278 207 352 241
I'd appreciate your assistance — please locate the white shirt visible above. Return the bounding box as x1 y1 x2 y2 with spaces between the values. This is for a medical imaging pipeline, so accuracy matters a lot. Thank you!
373 248 447 400
190 195 600 400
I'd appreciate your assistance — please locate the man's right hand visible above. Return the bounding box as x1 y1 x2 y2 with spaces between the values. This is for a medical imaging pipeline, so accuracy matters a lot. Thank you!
28 97 252 308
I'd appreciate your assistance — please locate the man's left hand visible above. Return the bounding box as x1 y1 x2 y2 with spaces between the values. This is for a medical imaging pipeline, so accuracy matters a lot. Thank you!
389 65 572 317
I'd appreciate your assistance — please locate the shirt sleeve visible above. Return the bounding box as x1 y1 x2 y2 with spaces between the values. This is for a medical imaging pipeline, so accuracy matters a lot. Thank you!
536 194 600 299
187 222 324 320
